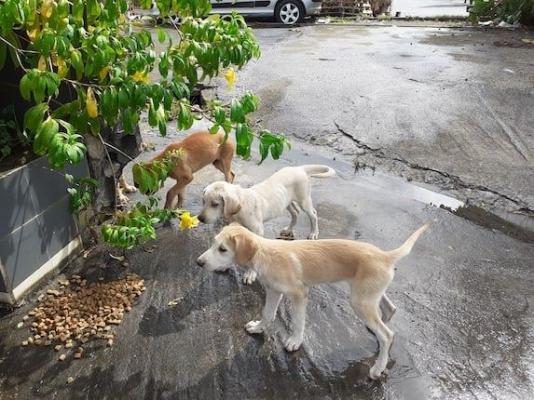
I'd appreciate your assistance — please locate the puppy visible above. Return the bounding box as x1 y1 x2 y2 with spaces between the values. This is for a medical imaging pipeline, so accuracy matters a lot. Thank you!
196 223 429 380
136 130 235 209
198 165 335 284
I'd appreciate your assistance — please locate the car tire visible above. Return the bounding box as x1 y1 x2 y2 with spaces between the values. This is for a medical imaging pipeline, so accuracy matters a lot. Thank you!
275 0 305 25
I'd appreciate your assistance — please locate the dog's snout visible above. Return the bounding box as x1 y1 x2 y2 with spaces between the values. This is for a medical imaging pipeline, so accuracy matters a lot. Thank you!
198 214 206 223
196 257 205 267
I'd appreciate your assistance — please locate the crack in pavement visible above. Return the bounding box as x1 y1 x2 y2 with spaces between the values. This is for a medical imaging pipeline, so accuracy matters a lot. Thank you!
333 122 534 216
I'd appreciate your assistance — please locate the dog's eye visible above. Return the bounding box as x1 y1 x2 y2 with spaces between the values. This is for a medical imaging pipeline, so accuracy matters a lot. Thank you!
211 202 219 207
218 246 227 253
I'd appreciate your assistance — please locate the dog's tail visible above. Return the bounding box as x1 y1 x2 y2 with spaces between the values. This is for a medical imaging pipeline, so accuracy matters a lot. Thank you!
301 164 336 178
385 223 429 264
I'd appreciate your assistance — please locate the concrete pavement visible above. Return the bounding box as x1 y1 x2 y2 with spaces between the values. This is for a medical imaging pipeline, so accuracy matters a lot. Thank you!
1 24 534 400
0 119 533 399
210 25 534 227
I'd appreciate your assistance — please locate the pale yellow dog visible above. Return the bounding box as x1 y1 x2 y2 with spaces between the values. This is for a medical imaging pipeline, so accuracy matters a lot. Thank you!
197 223 429 380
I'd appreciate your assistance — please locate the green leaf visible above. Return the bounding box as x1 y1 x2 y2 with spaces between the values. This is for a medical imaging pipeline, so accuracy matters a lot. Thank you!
270 141 283 160
70 49 84 80
140 0 152 10
118 86 130 108
19 73 33 101
158 53 169 77
259 141 269 163
33 118 59 155
177 103 193 130
72 0 84 24
230 99 245 123
209 124 220 134
235 123 253 158
157 28 167 43
148 100 157 127
213 107 226 125
24 103 48 134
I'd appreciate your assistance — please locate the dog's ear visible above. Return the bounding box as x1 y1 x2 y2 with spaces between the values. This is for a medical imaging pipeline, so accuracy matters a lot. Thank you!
229 231 258 266
222 190 241 219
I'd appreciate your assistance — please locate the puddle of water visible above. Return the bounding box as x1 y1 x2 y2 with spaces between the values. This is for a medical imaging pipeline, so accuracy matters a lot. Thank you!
452 205 534 244
355 169 465 211
353 169 534 243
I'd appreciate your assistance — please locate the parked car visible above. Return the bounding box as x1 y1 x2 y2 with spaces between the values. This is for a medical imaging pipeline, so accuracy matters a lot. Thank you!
210 0 323 24
148 1 323 25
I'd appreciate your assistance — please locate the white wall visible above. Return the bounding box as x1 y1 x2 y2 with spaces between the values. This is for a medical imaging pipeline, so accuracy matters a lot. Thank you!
392 0 468 17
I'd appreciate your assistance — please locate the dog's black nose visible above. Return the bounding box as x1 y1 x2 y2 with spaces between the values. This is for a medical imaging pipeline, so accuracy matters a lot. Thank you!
196 258 205 267
197 215 206 223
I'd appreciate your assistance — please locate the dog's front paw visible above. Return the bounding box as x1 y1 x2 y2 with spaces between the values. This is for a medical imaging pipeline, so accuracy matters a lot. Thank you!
245 320 264 334
307 232 319 240
243 270 257 285
284 335 303 352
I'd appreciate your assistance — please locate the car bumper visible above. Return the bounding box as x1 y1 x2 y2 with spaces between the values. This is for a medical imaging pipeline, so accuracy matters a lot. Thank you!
306 1 322 16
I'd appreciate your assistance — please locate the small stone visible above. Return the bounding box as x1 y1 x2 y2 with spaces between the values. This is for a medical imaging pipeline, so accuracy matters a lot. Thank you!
58 354 66 361
17 322 23 329
67 377 74 384
22 341 28 346
74 353 82 359
22 315 29 321
54 345 62 351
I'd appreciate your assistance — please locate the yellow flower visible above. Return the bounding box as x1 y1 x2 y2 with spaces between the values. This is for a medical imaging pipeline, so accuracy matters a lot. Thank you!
98 66 110 80
179 212 199 231
131 70 150 83
86 87 98 118
224 68 236 91
37 55 47 71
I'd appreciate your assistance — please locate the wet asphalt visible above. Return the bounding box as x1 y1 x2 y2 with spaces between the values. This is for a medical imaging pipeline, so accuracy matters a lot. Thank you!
1 25 534 400
210 25 534 221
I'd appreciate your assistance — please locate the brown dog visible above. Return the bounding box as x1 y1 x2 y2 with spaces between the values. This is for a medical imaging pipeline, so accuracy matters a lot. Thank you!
138 130 235 209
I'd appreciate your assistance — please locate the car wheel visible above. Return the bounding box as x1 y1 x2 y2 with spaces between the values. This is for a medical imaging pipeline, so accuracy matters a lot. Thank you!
275 0 304 25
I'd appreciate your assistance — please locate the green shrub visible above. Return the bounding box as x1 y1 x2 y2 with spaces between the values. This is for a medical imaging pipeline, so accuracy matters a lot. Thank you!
469 0 534 24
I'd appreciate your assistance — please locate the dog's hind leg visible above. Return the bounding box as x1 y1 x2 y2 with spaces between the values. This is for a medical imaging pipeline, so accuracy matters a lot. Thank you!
280 202 299 238
213 159 235 183
350 294 394 380
300 196 319 240
164 173 192 209
285 288 309 351
379 294 397 323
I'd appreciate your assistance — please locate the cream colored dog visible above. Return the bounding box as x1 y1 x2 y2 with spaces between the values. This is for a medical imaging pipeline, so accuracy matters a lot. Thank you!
197 165 335 284
196 223 429 380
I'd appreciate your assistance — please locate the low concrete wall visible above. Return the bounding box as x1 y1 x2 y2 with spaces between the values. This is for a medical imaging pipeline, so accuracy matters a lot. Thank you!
0 156 88 304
